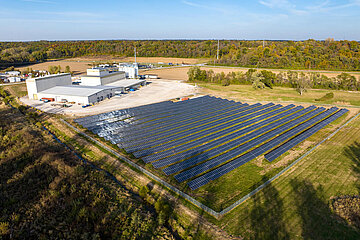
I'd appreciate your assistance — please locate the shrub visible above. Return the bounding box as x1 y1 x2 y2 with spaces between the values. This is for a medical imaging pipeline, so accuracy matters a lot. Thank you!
0 222 9 235
139 185 149 198
315 92 334 101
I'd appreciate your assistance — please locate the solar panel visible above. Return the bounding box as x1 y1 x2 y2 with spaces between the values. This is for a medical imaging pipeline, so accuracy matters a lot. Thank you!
174 106 331 183
264 108 348 161
148 104 297 167
186 107 344 190
134 103 281 158
75 96 349 191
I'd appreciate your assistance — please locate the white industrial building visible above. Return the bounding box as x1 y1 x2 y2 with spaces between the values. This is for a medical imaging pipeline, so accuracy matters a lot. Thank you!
6 70 21 76
26 73 72 100
117 63 139 79
26 70 146 106
38 85 122 105
8 77 22 83
80 68 126 86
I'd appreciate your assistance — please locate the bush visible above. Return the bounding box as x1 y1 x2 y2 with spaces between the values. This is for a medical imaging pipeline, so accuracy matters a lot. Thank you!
331 195 360 229
315 92 334 101
0 222 9 235
221 78 230 86
139 185 149 198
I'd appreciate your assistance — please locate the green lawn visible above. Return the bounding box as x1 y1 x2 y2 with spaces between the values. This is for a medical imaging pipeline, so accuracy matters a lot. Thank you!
3 83 27 97
200 83 360 107
215 114 360 239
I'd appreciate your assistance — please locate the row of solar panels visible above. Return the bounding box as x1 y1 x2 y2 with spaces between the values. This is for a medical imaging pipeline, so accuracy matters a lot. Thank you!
75 96 347 190
97 98 240 139
187 109 347 190
91 97 237 136
75 95 217 128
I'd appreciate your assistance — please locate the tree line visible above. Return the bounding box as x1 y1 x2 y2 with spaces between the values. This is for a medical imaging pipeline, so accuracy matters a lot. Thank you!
188 66 360 95
1 39 360 71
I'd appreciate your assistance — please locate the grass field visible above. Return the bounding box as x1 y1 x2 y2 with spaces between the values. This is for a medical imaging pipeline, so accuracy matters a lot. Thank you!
200 83 360 108
217 113 360 239
17 56 209 75
3 83 27 97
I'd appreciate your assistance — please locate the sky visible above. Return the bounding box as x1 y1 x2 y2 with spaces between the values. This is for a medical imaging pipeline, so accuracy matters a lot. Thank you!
0 0 359 41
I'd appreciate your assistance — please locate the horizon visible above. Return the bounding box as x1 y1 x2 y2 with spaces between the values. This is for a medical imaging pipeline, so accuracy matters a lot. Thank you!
1 38 360 43
1 0 360 41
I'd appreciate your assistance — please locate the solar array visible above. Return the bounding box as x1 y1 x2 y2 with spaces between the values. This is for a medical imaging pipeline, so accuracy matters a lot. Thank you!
75 96 348 190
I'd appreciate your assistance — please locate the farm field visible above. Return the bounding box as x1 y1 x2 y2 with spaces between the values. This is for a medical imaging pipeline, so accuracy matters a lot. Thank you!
68 56 210 64
141 65 360 80
17 56 210 75
16 55 360 78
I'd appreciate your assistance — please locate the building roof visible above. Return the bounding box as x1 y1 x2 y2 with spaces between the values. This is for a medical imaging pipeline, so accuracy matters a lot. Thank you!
106 79 146 88
82 71 125 78
26 73 71 82
39 85 120 97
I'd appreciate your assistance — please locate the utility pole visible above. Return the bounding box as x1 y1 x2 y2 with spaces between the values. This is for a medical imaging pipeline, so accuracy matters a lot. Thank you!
216 40 220 61
134 47 137 64
263 40 265 48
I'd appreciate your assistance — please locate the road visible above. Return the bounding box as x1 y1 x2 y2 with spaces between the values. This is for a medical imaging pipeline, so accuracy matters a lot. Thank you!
0 82 25 86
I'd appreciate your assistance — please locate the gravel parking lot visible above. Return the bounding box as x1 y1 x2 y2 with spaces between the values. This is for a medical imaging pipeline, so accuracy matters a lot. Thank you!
20 79 197 117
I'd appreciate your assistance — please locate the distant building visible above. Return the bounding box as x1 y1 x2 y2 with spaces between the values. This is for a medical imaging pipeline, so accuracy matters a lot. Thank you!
8 77 21 83
80 68 126 86
6 71 21 76
117 63 139 79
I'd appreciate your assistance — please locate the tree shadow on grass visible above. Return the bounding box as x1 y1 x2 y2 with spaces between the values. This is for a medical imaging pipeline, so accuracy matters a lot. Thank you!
247 176 290 240
162 149 218 239
344 141 360 190
290 178 360 240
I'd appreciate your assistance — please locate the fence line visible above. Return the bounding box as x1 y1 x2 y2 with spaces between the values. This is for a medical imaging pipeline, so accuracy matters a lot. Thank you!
61 110 359 217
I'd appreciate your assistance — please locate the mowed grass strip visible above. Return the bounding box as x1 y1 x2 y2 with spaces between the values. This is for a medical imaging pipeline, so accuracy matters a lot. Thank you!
214 114 360 239
200 83 360 107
